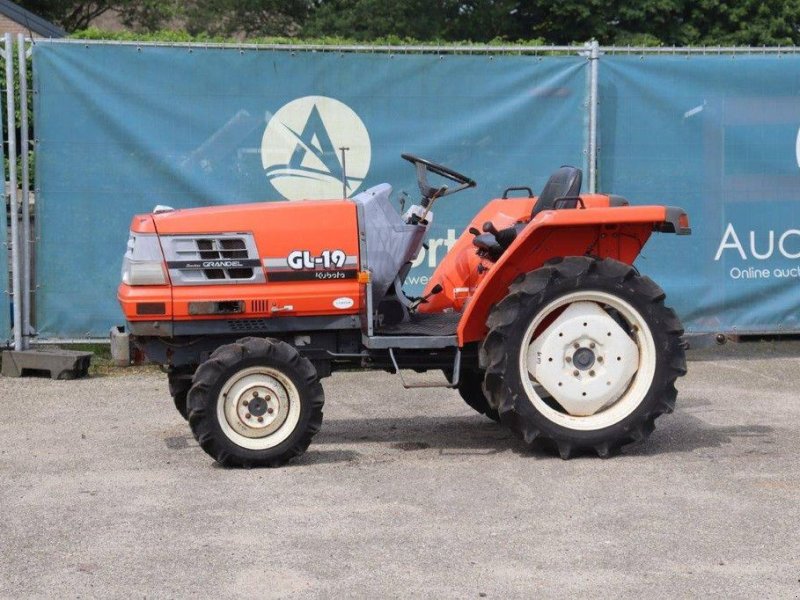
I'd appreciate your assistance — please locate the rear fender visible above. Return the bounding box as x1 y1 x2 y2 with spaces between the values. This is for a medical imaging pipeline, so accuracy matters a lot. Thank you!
456 205 689 345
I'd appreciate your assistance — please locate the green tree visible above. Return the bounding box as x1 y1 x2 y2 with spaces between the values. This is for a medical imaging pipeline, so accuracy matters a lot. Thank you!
303 0 520 42
511 0 800 46
17 0 180 32
184 0 311 37
303 0 800 46
18 0 308 35
22 0 800 45
676 0 800 46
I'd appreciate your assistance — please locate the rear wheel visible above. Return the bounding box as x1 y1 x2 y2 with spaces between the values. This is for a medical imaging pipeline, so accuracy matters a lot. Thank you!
481 257 686 458
187 337 324 468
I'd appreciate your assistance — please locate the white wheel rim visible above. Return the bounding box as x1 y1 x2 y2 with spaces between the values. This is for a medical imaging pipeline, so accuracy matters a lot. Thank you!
518 290 656 431
216 366 301 450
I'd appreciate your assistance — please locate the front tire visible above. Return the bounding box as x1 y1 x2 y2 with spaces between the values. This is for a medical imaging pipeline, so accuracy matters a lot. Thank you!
457 370 500 422
187 337 324 468
481 257 686 458
168 371 192 420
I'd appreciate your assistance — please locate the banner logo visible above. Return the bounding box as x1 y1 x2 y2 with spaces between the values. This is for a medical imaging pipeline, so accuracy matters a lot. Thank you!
261 96 371 200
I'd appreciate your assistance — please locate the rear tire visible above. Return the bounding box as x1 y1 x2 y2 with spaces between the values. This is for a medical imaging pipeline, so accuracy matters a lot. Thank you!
187 337 324 468
457 370 500 422
481 257 686 459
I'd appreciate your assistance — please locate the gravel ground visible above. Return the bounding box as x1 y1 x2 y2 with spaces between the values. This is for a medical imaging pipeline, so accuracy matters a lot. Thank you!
1 342 799 599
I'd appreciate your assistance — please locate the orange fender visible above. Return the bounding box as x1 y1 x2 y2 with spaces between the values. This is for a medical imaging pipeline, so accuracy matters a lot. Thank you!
456 205 689 345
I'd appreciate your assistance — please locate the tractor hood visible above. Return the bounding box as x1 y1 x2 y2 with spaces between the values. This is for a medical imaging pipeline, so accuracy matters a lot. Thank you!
134 199 351 235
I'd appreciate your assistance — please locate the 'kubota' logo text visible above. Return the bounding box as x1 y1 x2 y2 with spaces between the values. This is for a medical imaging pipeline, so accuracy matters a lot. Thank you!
261 96 371 201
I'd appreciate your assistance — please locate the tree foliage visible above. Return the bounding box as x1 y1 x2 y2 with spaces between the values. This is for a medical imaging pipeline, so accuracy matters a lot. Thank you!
183 0 310 38
18 0 800 46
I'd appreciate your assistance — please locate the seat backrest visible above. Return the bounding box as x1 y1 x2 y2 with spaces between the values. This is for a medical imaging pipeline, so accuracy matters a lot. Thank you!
531 165 582 217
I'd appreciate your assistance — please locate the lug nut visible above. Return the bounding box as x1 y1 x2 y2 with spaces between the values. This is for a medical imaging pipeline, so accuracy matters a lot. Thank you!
597 356 603 363
267 407 274 414
245 413 252 419
573 370 580 377
565 356 572 363
589 342 596 349
589 370 595 377
243 400 249 407
257 416 264 423
265 395 271 402
573 342 580 349
252 391 259 397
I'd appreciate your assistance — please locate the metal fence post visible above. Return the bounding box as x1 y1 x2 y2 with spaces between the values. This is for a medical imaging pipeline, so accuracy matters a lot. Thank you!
0 38 4 344
4 33 21 351
17 34 31 349
587 40 600 194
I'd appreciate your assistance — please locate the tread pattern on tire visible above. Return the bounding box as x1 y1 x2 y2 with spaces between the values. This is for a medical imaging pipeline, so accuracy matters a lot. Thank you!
457 370 500 422
187 337 324 468
168 375 192 420
480 256 686 459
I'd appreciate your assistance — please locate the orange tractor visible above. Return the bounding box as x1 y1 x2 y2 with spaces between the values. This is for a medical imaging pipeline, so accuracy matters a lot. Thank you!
118 154 690 467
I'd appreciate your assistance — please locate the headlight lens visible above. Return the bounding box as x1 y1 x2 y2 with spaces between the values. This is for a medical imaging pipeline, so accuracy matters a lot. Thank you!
122 259 167 285
121 233 168 286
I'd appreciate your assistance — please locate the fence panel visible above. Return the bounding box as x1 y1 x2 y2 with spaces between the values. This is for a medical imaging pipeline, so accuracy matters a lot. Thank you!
0 39 9 345
1 183 8 345
600 55 800 334
32 42 588 338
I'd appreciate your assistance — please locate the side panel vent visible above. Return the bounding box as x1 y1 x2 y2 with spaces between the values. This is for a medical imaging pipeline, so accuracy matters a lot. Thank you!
251 299 269 313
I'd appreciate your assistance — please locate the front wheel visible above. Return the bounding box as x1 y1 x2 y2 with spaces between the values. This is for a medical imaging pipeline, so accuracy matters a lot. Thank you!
187 337 324 468
481 257 686 458
456 370 500 422
168 370 193 420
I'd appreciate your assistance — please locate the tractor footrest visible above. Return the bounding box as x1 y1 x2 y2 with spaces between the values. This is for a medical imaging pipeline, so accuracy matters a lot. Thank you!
376 311 460 337
364 334 457 349
1 349 93 380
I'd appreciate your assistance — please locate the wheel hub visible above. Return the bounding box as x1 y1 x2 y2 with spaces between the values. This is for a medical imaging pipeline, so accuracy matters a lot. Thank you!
224 374 291 439
572 347 596 371
247 393 269 417
527 301 640 417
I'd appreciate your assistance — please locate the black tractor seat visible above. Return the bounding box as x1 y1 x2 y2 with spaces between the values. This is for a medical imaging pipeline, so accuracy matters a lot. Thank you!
473 165 582 259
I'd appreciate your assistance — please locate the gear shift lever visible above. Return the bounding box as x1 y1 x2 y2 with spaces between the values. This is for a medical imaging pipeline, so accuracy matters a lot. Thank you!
482 221 499 236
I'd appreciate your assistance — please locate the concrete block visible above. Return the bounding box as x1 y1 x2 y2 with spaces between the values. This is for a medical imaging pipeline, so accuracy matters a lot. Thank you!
110 326 131 367
1 349 93 379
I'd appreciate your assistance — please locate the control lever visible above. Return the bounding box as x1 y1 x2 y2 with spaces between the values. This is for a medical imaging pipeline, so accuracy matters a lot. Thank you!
482 221 499 236
469 226 480 236
409 284 443 311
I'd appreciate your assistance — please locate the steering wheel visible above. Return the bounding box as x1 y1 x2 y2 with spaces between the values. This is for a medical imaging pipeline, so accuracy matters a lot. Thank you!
401 153 476 188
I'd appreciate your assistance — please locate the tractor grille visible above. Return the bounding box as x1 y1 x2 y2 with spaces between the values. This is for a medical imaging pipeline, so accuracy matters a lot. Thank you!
195 238 251 280
161 233 265 285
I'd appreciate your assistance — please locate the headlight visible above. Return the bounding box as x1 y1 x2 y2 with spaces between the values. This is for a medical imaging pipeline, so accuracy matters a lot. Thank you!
121 259 168 285
121 233 168 286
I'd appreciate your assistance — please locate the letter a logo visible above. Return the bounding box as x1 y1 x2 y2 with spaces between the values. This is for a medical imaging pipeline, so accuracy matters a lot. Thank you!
261 96 371 201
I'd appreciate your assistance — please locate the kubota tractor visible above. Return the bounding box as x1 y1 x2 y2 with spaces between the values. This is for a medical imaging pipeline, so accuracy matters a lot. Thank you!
118 154 690 467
